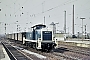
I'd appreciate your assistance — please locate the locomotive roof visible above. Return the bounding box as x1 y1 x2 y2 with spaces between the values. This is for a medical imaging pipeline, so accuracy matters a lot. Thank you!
31 24 46 28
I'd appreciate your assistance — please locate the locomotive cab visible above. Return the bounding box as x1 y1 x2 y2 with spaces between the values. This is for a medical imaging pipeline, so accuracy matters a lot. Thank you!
32 24 57 51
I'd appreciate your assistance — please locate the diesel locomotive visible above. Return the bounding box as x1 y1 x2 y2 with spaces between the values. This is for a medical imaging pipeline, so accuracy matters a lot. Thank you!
6 24 58 52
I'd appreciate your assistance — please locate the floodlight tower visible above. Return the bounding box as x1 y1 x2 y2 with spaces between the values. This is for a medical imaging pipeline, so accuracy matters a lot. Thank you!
80 17 85 41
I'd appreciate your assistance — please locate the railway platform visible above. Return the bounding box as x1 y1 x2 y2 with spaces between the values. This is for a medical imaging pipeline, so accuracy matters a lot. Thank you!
0 42 10 60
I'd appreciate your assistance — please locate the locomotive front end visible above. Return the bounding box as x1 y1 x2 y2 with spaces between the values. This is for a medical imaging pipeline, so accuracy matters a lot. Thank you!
41 29 57 52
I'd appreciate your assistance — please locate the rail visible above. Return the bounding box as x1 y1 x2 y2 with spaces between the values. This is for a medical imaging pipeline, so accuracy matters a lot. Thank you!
1 42 17 60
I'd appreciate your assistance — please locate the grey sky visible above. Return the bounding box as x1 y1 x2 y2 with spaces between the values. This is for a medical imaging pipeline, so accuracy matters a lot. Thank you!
0 0 90 34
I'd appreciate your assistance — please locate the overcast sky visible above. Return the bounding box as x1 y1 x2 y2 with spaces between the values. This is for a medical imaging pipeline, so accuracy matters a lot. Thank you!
0 0 90 34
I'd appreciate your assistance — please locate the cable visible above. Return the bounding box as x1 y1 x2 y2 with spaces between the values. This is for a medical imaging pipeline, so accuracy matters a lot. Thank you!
31 0 78 18
10 0 77 18
7 0 29 22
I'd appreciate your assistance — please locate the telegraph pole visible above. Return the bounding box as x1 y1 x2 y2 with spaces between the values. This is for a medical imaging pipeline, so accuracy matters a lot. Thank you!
16 21 18 41
44 16 45 25
42 1 45 25
0 2 1 11
16 21 18 32
42 1 45 13
5 23 6 35
84 24 87 39
64 11 66 33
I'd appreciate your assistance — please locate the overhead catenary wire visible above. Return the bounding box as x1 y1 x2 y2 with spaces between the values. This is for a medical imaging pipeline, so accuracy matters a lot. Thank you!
3 0 90 24
27 0 78 19
3 0 78 24
1 0 90 34
2 0 90 24
2 0 90 21
9 0 78 17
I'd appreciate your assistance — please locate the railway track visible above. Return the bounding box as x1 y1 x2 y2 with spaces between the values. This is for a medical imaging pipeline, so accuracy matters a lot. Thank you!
1 39 47 60
7 39 78 60
58 44 90 56
26 46 78 60
1 41 33 60
4 39 77 60
2 38 90 60
56 44 90 60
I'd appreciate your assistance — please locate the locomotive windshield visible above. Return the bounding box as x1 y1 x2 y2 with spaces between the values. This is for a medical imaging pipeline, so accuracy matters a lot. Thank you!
42 31 52 40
